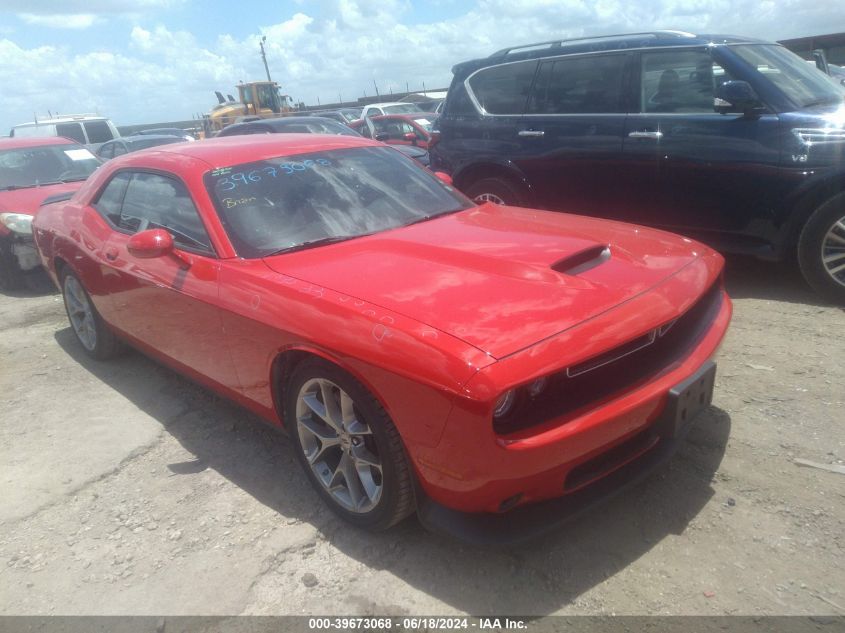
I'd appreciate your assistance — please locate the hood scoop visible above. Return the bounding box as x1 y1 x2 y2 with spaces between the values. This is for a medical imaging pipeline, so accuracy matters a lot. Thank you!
551 245 611 276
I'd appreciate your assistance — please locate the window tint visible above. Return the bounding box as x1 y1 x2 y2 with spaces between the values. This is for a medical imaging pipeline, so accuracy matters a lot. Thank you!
119 172 212 252
56 123 86 144
84 120 113 143
528 54 627 114
94 173 131 225
641 50 736 113
468 60 537 114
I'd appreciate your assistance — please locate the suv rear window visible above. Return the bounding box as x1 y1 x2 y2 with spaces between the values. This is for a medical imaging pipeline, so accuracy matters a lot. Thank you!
468 60 538 114
84 120 114 144
528 54 627 114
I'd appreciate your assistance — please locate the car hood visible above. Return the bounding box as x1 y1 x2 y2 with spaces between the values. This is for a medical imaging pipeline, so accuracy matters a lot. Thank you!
263 204 706 359
0 182 82 215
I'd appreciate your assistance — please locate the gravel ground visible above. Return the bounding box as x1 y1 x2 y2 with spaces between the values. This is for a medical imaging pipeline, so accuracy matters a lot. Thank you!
0 257 843 616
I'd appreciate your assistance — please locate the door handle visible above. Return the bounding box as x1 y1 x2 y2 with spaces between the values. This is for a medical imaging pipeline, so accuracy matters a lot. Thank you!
518 130 545 137
104 248 119 262
628 130 663 140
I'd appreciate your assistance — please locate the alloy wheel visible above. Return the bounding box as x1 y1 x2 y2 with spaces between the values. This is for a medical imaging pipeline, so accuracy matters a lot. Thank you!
295 378 383 513
64 276 97 351
473 192 506 205
821 216 845 288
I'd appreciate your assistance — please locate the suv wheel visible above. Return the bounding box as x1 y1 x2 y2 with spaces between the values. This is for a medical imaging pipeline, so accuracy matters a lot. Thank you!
0 238 25 291
465 177 526 207
286 359 415 531
798 193 845 304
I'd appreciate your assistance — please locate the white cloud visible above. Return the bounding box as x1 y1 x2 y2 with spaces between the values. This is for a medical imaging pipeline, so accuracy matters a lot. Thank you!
18 13 99 29
1 0 844 131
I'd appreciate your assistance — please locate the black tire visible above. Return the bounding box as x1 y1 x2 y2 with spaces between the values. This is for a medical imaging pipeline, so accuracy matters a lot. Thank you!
797 193 845 304
0 238 25 291
464 177 527 207
285 359 415 531
60 270 122 360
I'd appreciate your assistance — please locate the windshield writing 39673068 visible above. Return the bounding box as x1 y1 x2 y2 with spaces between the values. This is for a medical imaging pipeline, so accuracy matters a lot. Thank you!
215 159 332 191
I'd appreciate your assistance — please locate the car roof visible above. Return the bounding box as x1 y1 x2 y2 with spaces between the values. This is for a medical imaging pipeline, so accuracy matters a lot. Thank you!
12 115 110 127
454 31 771 74
0 136 77 151
133 133 381 167
119 134 184 142
365 102 415 109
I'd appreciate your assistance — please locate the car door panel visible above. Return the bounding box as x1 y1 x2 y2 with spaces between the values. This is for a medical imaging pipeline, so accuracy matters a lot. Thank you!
622 49 785 246
515 53 630 216
99 171 240 392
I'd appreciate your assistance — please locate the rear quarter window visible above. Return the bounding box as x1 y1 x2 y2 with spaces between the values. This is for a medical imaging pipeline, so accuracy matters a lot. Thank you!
84 120 114 144
56 123 86 144
467 60 538 114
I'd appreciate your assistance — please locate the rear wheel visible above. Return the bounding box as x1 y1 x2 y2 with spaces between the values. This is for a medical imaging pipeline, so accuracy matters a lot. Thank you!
61 271 122 359
0 238 25 291
464 177 527 207
286 359 415 531
798 193 845 304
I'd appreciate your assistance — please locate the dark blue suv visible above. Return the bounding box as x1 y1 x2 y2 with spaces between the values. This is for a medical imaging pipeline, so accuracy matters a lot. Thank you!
431 31 845 302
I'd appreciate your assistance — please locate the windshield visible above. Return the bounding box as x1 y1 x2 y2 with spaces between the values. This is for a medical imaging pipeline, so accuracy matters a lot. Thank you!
732 44 844 108
383 104 423 114
340 109 362 122
204 146 471 258
0 143 99 190
280 119 359 136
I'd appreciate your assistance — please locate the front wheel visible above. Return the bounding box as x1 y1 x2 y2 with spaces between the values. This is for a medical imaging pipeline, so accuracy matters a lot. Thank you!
285 359 415 530
61 271 122 359
798 193 845 304
464 177 527 207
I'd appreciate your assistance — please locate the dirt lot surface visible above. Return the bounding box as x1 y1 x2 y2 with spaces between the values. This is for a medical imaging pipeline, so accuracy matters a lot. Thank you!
0 257 843 616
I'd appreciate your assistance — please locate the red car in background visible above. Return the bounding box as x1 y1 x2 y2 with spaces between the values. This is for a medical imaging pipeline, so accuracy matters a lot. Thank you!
0 137 100 289
351 113 435 149
32 134 731 542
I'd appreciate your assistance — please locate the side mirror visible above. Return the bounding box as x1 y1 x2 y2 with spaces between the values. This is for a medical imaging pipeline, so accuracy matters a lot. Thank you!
127 229 174 259
715 81 763 114
403 132 417 143
434 171 453 186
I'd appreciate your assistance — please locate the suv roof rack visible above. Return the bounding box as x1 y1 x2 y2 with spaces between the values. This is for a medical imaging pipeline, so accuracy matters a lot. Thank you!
489 30 697 58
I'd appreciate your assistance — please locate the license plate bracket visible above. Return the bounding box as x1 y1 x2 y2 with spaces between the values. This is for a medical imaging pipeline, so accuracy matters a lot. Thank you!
661 361 716 437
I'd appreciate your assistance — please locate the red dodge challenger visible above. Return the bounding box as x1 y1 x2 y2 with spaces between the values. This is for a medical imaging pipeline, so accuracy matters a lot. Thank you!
32 134 731 543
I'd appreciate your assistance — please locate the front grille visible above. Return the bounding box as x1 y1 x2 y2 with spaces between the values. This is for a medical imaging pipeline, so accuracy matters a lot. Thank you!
494 282 722 435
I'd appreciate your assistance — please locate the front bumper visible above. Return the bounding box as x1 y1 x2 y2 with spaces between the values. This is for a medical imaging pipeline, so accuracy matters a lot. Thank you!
417 362 716 545
11 238 40 271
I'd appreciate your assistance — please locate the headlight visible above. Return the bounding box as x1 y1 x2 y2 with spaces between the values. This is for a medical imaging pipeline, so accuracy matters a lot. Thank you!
493 389 517 419
0 213 33 235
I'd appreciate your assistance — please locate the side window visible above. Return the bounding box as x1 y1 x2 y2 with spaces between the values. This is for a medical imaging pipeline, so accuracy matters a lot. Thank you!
98 143 114 160
528 54 627 114
94 173 131 225
56 123 86 144
84 121 113 144
112 142 128 156
119 172 213 253
641 50 736 113
467 60 537 114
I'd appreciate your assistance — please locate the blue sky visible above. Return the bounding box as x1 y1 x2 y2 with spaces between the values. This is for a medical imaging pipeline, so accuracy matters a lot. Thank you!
0 0 842 132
